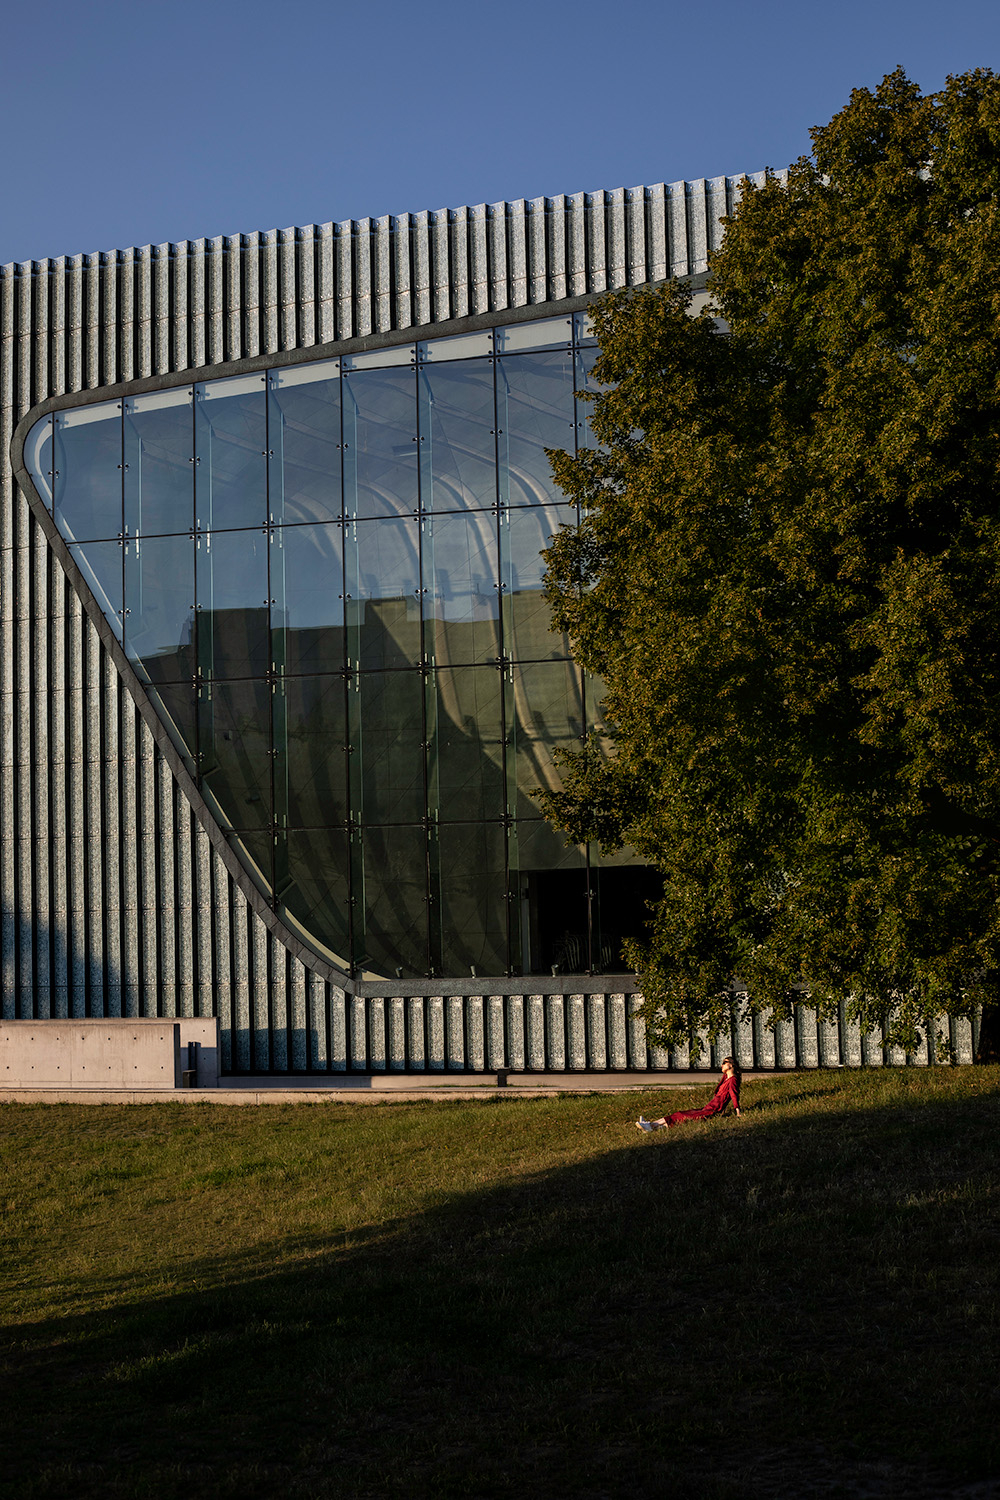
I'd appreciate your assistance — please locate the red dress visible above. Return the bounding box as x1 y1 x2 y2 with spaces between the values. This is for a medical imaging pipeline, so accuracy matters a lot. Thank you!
667 1073 740 1126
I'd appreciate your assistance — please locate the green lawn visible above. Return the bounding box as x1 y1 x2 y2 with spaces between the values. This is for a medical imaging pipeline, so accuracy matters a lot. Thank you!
2 1069 998 1499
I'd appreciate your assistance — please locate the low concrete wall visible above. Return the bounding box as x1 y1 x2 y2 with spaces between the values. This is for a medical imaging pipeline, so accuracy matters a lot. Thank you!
0 1018 220 1089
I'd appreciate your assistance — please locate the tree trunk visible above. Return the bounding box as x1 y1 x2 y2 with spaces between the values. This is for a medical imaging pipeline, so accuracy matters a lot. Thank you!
975 998 1000 1064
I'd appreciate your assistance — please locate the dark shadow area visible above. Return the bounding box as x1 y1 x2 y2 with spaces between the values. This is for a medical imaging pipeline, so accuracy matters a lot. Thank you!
2 1083 999 1499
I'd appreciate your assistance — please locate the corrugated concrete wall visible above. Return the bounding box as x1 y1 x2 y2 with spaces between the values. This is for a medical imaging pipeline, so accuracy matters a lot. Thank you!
3 172 966 1073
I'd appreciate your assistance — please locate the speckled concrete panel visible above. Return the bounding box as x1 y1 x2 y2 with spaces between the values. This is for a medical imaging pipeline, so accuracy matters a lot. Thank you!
566 993 587 1069
508 201 528 307
628 1005 648 1069
446 993 465 1069
606 994 629 1069
426 994 445 1070
349 992 366 1069
505 994 526 1070
386 995 405 1069
526 994 546 1071
366 995 387 1071
545 994 565 1069
486 994 505 1070
469 203 489 314
405 995 425 1070
795 1007 820 1067
251 917 269 1069
431 211 451 324
585 994 607 1070
952 1016 973 1064
448 209 470 321
464 994 485 1071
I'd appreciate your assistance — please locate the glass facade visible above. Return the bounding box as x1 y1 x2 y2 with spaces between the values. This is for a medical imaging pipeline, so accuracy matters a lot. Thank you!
26 312 660 978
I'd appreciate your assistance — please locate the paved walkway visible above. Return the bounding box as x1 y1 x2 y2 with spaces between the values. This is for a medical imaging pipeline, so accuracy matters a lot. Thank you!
0 1070 772 1105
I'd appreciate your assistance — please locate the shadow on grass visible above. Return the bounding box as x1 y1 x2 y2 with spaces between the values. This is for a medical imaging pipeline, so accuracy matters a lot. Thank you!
2 1083 999 1500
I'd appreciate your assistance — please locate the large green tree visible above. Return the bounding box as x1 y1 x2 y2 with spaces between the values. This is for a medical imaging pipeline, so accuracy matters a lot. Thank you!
542 67 1000 1059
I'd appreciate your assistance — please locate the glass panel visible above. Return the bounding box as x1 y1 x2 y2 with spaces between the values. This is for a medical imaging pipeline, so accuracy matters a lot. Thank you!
573 310 598 346
345 516 421 671
350 670 425 825
124 533 195 683
417 329 495 363
53 404 122 543
342 345 415 371
575 345 606 450
500 503 574 661
434 822 507 978
198 678 272 831
497 350 577 507
69 541 123 641
510 822 588 975
505 660 584 817
194 374 268 532
357 825 427 976
343 366 418 520
584 670 616 749
428 666 503 823
147 682 198 777
588 856 664 974
269 366 342 526
274 673 348 829
417 359 496 512
277 825 351 968
25 416 54 510
271 522 345 677
422 509 500 666
124 388 194 537
196 528 270 680
495 317 573 354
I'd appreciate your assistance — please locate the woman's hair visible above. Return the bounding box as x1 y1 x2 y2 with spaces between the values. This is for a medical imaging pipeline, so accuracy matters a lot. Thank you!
721 1056 743 1086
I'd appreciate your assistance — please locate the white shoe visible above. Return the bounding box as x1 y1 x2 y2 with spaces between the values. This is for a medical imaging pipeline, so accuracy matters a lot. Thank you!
636 1117 654 1132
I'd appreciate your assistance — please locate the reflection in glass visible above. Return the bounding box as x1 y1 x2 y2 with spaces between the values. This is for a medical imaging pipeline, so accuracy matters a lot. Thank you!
274 674 348 828
422 509 499 666
434 822 507 977
147 682 198 776
428 665 504 822
350 671 425 825
497 350 576 507
510 821 588 975
69 540 123 641
500 504 574 660
196 528 270 680
346 516 421 671
124 388 194 537
343 366 418 520
575 345 605 450
588 847 664 974
25 416 54 509
199 677 272 831
278 825 351 967
418 360 496 511
124 533 195 683
271 523 345 676
505 660 584 815
30 313 652 981
195 374 267 532
269 364 342 526
54 404 123 542
357 825 427 975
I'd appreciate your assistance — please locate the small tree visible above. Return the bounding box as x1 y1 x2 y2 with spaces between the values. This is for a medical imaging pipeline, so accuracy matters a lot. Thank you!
541 67 1000 1060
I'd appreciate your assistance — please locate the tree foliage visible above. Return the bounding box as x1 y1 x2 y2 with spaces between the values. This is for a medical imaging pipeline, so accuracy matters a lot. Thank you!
541 68 1000 1057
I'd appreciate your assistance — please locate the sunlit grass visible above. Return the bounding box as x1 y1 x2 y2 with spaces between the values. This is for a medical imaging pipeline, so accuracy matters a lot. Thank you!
2 1068 998 1498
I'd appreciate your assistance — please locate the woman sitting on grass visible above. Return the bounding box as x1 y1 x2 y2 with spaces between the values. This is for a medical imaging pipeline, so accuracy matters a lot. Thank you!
637 1058 742 1131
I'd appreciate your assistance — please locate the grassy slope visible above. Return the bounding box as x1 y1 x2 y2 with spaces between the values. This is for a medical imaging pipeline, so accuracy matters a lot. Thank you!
1 1069 998 1499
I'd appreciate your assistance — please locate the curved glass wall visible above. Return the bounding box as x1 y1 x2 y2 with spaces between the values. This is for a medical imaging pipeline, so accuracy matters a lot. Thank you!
26 312 660 978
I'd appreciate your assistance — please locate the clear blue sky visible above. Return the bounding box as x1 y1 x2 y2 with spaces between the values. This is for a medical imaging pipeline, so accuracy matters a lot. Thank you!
2 0 998 266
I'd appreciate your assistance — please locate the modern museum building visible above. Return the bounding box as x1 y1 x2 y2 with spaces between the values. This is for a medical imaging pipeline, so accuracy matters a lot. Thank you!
2 176 972 1076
